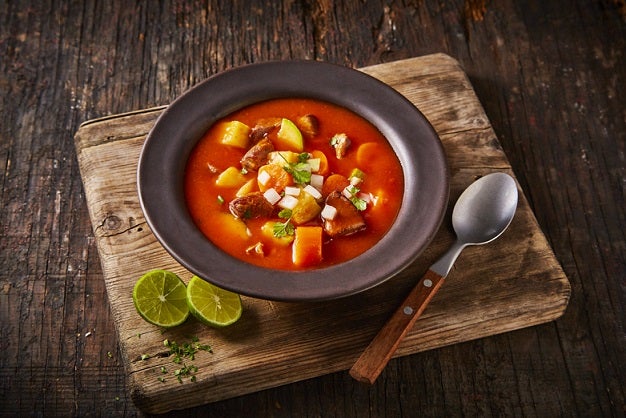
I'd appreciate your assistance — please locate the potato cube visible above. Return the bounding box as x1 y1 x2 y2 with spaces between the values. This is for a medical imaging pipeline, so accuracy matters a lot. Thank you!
261 221 295 246
291 191 321 224
219 120 251 149
235 178 258 197
215 212 250 241
267 151 300 166
216 166 247 188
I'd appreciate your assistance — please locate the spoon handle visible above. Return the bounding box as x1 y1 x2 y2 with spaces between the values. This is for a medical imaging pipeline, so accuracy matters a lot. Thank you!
349 269 445 384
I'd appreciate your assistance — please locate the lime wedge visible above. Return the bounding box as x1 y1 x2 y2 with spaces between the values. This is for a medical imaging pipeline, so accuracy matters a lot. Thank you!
187 276 242 327
132 270 189 328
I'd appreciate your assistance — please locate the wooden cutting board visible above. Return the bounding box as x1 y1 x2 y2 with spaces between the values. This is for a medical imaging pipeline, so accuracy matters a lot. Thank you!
74 53 570 414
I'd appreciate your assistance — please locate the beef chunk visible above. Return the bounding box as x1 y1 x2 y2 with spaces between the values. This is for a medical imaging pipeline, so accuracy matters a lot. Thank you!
240 138 274 172
229 192 274 219
322 191 366 237
330 133 351 159
249 117 282 141
296 114 320 137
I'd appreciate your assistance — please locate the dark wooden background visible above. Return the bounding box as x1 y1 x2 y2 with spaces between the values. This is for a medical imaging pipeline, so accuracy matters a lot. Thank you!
1 0 624 416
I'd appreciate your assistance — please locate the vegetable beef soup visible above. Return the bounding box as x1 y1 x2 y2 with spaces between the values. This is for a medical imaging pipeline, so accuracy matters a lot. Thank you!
184 98 404 270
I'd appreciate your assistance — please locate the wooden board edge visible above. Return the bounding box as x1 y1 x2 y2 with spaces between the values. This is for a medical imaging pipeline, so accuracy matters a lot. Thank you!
78 105 167 128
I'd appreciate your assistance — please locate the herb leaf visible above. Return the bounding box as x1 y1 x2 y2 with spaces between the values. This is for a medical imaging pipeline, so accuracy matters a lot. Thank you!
278 209 292 219
273 219 295 238
273 209 295 238
279 153 312 185
283 162 311 184
344 185 367 211
350 196 367 211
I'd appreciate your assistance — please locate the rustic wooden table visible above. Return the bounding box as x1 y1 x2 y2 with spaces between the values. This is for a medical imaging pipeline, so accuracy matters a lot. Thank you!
1 1 624 416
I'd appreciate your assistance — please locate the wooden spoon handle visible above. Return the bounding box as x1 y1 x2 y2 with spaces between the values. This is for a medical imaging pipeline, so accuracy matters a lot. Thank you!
349 269 445 384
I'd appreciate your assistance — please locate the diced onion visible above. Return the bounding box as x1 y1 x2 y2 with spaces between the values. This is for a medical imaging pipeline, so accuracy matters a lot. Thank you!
278 195 299 210
263 188 282 205
342 186 354 199
321 204 337 220
258 170 271 186
310 174 324 190
284 186 301 196
307 158 321 172
304 184 322 200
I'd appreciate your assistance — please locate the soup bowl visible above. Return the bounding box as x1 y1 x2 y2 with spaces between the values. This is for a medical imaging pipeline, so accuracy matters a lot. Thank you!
137 60 448 301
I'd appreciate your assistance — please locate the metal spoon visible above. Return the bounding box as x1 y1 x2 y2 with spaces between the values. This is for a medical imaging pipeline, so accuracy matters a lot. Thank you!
350 172 519 384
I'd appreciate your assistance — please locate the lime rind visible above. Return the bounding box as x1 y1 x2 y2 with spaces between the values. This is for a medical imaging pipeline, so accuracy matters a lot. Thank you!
186 276 242 327
132 269 190 328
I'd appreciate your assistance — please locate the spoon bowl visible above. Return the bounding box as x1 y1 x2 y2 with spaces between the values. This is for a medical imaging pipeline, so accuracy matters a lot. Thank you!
453 173 518 244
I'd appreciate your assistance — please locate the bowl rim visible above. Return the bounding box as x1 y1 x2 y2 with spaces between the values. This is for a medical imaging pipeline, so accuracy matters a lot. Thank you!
137 60 449 301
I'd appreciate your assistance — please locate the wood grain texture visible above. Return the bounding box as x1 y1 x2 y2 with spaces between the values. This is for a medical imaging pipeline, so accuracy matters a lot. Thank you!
1 0 624 416
74 54 570 413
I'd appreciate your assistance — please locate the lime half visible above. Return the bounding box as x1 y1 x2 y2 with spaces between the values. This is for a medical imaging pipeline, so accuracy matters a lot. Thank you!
187 276 242 327
132 270 190 328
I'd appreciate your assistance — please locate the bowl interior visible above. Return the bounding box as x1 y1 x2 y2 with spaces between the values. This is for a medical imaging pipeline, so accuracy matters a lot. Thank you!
137 60 449 301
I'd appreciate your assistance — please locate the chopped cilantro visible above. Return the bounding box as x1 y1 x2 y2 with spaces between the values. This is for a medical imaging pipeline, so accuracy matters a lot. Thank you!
273 221 295 238
350 196 367 211
283 162 311 184
297 153 310 163
279 153 312 185
154 337 213 384
273 209 295 238
344 185 367 211
278 209 292 219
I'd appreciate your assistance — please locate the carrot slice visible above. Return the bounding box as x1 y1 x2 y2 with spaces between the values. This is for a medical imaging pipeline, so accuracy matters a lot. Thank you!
310 150 329 176
292 226 323 267
356 142 384 166
257 164 294 192
322 174 350 198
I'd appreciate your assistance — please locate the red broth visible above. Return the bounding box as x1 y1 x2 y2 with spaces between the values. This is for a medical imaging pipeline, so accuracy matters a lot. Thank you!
184 98 403 270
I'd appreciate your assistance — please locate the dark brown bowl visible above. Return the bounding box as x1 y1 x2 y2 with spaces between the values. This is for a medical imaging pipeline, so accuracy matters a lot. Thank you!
137 60 448 301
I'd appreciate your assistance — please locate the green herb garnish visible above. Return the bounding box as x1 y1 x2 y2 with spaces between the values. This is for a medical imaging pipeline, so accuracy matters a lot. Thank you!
344 185 367 211
155 337 213 383
165 337 213 363
273 209 295 238
174 364 198 383
280 153 312 185
350 196 367 211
